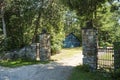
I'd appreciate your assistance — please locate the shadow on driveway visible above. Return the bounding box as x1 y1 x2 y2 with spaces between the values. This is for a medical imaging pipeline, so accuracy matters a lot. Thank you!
0 61 74 80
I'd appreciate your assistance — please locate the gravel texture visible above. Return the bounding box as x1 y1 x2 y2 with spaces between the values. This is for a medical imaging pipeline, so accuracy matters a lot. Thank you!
0 53 83 80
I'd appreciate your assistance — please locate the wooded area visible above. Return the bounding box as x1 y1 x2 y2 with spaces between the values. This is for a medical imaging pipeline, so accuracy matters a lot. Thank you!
0 0 120 53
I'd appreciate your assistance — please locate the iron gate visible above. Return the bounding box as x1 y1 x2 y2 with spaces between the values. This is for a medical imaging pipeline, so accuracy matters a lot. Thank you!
97 47 114 69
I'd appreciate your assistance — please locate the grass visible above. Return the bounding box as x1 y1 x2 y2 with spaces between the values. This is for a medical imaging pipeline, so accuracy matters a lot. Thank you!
51 47 82 60
98 53 114 68
68 65 112 80
98 53 114 60
0 60 49 68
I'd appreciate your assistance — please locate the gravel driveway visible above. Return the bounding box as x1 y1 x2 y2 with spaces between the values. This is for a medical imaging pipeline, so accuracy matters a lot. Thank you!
0 53 83 80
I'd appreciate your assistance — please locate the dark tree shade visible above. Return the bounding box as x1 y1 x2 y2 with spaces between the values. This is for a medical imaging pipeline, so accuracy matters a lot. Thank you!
61 0 107 19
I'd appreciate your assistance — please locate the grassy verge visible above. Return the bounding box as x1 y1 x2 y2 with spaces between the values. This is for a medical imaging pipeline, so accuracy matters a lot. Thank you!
68 65 112 80
51 47 82 60
0 60 49 68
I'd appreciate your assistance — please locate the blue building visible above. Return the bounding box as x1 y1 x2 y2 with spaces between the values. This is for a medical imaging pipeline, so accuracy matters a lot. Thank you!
63 33 80 48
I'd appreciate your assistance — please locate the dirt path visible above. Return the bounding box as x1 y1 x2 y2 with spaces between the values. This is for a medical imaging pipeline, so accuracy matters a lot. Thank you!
0 52 83 80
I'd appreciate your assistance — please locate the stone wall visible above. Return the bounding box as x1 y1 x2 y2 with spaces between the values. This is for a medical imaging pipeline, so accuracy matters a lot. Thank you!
0 43 37 61
82 28 98 70
0 32 51 62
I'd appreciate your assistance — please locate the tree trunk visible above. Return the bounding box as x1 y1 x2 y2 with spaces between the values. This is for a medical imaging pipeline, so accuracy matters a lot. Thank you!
32 11 41 43
32 0 44 43
1 6 7 37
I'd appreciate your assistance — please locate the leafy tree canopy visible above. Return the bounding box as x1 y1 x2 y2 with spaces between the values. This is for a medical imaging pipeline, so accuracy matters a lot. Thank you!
61 0 109 20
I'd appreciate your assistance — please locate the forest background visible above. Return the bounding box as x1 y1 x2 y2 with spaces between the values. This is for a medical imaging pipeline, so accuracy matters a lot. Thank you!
0 0 120 53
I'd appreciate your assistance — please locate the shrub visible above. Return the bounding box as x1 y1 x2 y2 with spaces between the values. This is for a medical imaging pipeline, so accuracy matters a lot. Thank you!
76 64 90 72
111 68 120 80
51 32 65 55
51 44 61 55
99 41 112 47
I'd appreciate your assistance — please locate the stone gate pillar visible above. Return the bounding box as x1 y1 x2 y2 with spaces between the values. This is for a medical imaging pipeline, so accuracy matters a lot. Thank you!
39 29 51 61
82 21 98 70
114 42 120 70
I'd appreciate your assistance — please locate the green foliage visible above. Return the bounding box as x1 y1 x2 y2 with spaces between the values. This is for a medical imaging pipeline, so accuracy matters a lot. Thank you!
112 68 120 80
51 32 65 55
76 64 90 72
0 0 66 52
114 42 120 50
63 10 82 40
94 1 120 46
3 0 35 50
61 0 120 47
1 0 120 54
61 0 107 20
99 41 112 47
38 0 66 55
